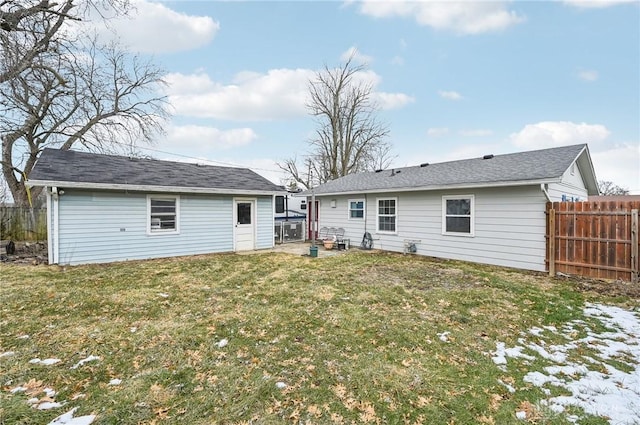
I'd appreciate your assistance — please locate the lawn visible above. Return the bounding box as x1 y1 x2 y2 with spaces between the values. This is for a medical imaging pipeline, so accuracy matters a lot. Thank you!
1 250 638 424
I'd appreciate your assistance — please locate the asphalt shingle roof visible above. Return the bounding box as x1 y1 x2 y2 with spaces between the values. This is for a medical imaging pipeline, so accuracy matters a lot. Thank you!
308 144 589 195
29 148 281 193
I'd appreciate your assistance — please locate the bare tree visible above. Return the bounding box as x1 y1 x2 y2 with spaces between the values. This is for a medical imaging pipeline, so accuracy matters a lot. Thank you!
279 54 392 189
598 180 629 196
1 0 167 207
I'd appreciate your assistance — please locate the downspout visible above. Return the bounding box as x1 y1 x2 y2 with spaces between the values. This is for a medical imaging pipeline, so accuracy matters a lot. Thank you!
52 186 59 264
364 193 368 233
541 184 552 203
46 187 53 263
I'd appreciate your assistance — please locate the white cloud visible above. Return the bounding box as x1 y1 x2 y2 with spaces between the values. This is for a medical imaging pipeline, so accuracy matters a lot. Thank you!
564 0 637 8
459 129 494 137
591 143 640 194
578 69 599 82
427 127 449 137
161 125 257 151
165 69 314 120
341 46 373 64
92 0 219 53
165 67 413 120
357 1 525 34
374 92 415 109
509 121 610 149
438 90 463 101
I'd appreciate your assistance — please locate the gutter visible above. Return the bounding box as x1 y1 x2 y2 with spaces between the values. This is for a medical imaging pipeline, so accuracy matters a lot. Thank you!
304 178 563 198
27 179 279 196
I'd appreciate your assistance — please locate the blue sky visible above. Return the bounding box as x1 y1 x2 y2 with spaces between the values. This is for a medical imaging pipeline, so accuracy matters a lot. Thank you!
97 0 639 192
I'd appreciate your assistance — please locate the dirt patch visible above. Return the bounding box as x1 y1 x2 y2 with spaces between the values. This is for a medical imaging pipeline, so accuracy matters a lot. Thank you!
1 240 47 265
564 276 640 298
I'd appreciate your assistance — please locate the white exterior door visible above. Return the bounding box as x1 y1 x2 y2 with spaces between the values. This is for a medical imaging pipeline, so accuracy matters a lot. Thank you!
234 199 256 251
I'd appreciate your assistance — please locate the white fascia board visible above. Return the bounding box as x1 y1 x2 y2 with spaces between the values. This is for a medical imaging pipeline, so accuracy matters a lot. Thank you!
308 178 562 197
27 179 279 196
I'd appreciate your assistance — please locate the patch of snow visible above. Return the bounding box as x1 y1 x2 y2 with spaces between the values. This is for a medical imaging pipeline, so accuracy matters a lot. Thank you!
108 379 122 386
217 338 228 348
130 327 137 333
497 379 516 393
494 303 640 425
36 401 64 410
505 346 536 361
1 351 15 357
437 331 450 342
158 293 169 298
492 342 507 365
515 411 527 420
529 327 544 336
43 388 57 397
27 397 39 404
17 334 30 339
70 355 100 370
47 407 96 425
29 358 61 365
10 386 25 394
525 342 568 363
275 381 287 389
523 371 564 387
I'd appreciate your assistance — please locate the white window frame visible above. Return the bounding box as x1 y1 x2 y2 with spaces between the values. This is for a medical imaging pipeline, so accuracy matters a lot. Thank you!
147 195 180 235
376 197 397 234
348 198 365 220
442 195 474 237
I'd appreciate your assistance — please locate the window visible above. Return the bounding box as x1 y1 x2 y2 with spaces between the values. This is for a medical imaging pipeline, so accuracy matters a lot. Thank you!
237 202 252 224
377 198 397 233
442 195 474 236
275 196 285 214
148 195 179 234
349 199 364 219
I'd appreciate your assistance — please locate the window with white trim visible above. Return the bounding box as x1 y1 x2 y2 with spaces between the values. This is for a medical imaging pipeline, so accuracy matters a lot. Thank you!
348 199 365 219
148 195 179 234
377 198 397 233
442 195 474 236
275 195 285 214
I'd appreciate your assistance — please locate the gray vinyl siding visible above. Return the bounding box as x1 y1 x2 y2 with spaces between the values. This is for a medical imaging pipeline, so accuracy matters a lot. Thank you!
547 163 589 201
256 196 275 249
316 185 548 271
56 190 273 265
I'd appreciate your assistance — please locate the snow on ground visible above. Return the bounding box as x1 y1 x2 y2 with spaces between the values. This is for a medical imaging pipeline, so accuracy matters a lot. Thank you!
47 407 95 425
492 303 640 424
5 354 101 417
29 358 61 366
70 355 99 370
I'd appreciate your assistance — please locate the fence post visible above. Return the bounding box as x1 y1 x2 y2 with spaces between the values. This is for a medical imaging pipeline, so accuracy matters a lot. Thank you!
549 208 556 277
632 209 638 284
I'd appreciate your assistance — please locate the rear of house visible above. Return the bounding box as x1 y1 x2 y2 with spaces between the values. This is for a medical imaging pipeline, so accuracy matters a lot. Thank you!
28 149 281 265
307 144 599 272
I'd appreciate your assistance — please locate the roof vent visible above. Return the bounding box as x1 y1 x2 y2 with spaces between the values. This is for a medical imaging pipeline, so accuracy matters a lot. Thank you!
482 154 494 160
375 169 384 173
420 162 429 167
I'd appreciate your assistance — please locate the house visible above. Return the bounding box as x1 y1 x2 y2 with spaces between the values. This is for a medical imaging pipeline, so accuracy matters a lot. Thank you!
27 149 282 265
305 144 599 272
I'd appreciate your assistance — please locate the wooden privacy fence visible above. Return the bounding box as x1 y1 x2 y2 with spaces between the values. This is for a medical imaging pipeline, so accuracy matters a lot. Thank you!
546 201 639 283
0 207 47 241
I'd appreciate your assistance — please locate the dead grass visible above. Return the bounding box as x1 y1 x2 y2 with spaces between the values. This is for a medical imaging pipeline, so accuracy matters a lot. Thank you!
0 250 636 424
